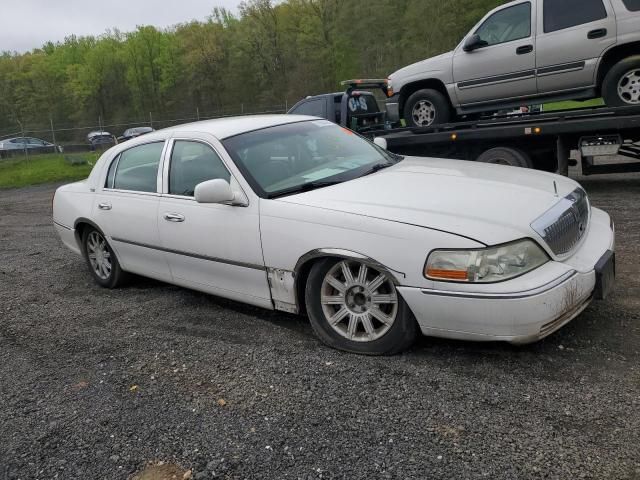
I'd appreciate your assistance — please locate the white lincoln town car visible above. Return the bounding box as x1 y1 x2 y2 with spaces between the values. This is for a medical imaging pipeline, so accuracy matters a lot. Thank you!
53 115 615 355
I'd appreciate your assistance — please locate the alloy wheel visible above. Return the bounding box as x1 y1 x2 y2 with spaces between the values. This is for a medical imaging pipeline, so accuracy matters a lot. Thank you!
86 231 112 280
412 100 436 126
320 261 398 343
618 69 640 105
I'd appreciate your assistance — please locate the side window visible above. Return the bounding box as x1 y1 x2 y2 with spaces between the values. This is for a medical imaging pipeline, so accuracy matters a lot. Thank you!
475 2 531 47
169 141 231 197
291 99 327 118
110 142 164 193
622 0 640 11
544 0 607 33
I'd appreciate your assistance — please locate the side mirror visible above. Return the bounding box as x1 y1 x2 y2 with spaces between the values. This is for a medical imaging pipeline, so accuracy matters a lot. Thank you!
195 179 236 204
463 34 488 52
373 137 388 150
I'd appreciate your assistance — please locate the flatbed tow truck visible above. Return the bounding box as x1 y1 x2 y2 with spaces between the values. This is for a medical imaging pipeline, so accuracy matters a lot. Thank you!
288 80 640 176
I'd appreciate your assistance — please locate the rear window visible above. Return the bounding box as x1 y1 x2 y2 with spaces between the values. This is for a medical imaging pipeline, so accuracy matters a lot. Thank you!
291 99 327 118
544 0 607 33
347 95 379 114
622 0 640 11
109 142 164 193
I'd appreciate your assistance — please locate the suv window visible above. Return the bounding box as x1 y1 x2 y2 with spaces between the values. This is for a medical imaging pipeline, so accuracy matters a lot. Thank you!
169 141 231 197
109 142 164 193
475 2 531 47
622 0 640 11
291 99 327 117
544 0 607 33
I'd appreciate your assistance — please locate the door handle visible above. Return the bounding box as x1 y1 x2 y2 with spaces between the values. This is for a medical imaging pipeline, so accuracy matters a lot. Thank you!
98 202 112 211
588 28 607 39
164 213 185 223
516 45 533 55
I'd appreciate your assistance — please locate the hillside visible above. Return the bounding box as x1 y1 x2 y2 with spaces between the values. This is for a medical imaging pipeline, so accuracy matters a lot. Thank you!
0 0 506 136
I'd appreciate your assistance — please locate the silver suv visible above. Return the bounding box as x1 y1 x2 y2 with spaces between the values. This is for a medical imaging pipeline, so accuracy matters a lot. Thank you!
386 0 640 127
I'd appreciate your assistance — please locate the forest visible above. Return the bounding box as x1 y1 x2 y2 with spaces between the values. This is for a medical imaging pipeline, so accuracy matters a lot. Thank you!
0 0 507 139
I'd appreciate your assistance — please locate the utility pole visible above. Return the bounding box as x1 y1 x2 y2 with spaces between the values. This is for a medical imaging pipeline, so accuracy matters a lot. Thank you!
50 116 57 154
17 119 28 161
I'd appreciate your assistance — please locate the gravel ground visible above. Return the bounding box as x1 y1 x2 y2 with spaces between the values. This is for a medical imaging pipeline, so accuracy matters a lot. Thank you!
0 172 639 480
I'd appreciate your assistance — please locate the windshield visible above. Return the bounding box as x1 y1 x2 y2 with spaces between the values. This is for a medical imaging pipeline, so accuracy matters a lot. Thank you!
222 120 399 198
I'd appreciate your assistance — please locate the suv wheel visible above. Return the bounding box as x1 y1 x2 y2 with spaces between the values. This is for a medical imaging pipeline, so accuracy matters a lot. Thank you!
602 55 640 107
305 258 418 355
404 89 452 128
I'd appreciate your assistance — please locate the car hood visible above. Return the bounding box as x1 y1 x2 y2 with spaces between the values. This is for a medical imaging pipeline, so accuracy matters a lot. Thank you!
278 157 580 246
389 51 454 87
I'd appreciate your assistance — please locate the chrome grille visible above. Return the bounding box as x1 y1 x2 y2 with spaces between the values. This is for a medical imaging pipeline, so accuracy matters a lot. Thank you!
531 188 590 256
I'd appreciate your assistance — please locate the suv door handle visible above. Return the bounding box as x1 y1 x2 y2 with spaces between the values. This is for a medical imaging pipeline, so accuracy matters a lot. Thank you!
516 45 533 55
98 202 112 211
164 213 185 223
588 28 607 39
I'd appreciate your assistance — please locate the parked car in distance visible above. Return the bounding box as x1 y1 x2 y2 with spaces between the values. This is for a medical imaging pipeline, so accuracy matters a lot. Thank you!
386 0 640 127
87 131 116 151
0 137 59 153
118 126 154 143
53 115 615 355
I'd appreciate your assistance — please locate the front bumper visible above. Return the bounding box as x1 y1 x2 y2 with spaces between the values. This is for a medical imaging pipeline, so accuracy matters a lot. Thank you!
399 208 615 344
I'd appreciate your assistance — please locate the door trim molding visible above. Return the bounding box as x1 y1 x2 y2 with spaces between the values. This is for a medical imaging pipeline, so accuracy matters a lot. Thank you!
457 60 587 90
458 69 537 89
111 237 266 271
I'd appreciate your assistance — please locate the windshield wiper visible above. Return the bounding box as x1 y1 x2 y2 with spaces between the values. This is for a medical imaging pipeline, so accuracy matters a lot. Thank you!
268 180 344 199
361 162 394 177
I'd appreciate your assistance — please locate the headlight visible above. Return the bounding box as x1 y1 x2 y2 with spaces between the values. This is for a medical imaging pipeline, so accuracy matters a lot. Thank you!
386 79 394 97
425 239 549 283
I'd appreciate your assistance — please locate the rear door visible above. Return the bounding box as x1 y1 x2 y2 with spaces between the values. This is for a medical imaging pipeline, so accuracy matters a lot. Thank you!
453 1 537 106
93 140 172 282
535 0 616 93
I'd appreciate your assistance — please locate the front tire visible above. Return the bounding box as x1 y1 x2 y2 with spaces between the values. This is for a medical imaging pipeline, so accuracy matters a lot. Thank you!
82 227 127 288
602 56 640 107
404 89 452 128
305 258 418 355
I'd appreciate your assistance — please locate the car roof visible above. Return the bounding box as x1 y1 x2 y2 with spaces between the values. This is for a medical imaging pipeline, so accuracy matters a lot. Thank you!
164 114 319 140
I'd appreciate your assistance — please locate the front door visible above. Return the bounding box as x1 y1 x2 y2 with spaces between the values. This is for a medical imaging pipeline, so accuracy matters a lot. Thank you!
93 140 172 282
536 0 616 94
157 138 271 308
453 1 537 107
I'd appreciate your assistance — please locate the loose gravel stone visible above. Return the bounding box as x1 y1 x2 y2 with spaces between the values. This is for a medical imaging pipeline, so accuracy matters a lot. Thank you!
0 173 639 479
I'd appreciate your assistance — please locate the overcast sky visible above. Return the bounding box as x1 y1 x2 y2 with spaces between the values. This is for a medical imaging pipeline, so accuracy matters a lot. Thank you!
1 0 243 53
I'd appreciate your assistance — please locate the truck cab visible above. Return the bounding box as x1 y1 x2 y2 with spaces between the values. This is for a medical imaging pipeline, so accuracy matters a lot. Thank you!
288 80 393 134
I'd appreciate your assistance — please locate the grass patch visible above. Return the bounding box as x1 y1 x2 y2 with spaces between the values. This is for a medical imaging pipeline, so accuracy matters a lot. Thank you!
0 152 97 189
544 98 605 112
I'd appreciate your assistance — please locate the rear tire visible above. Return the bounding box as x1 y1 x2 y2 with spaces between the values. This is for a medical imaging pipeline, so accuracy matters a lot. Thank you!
305 258 418 355
476 147 532 168
82 227 127 288
404 89 452 128
602 55 640 107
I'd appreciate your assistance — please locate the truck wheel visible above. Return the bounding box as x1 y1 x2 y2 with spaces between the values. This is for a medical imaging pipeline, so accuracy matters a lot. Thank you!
602 56 640 106
476 147 532 168
404 89 452 128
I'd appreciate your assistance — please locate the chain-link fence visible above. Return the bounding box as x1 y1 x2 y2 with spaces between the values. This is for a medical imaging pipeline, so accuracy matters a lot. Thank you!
0 102 289 159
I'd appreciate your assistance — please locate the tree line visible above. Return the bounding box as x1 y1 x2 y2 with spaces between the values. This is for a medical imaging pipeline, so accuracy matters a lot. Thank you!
0 0 505 140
